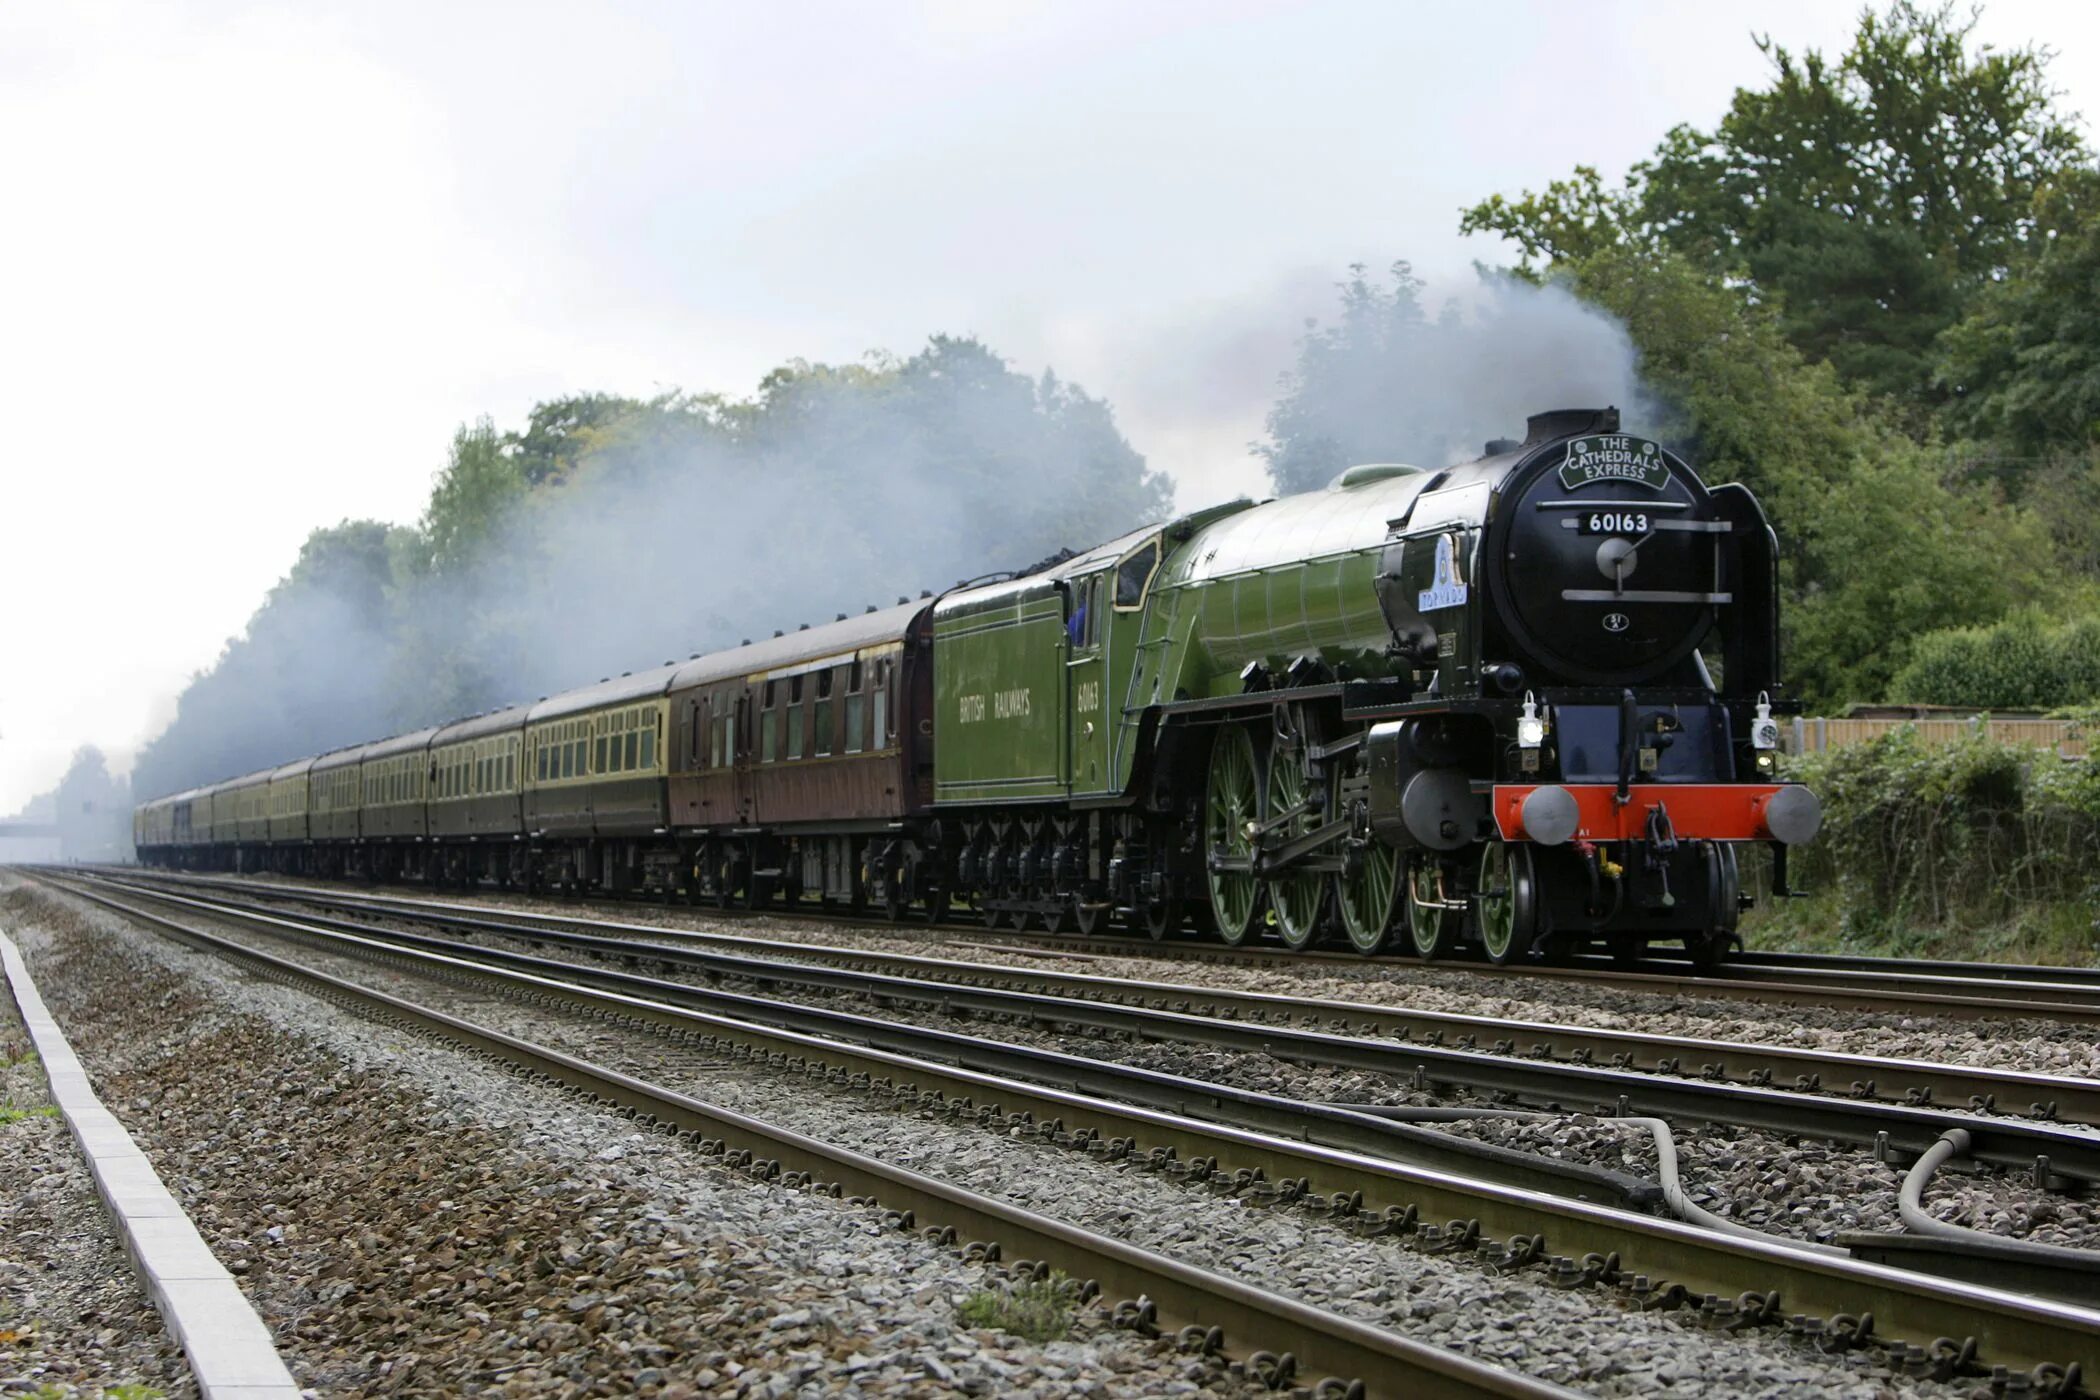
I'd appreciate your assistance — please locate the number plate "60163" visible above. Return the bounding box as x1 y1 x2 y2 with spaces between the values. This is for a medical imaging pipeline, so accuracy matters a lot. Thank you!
1577 511 1651 536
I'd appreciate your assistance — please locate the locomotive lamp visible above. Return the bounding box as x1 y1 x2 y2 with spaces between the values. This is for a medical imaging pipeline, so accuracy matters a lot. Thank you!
1516 692 1546 750
1752 693 1781 774
1751 692 1780 751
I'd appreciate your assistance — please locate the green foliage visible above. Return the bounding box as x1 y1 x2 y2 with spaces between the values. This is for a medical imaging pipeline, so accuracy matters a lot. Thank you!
1785 727 2100 936
957 1275 1075 1343
417 417 525 575
1892 610 2100 709
1463 2 2087 405
1938 173 2100 461
1778 449 2056 705
1551 247 2060 704
507 393 647 486
0 1101 59 1125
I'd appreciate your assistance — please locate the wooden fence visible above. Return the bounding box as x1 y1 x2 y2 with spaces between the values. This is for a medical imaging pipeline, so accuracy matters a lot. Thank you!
1787 715 2088 759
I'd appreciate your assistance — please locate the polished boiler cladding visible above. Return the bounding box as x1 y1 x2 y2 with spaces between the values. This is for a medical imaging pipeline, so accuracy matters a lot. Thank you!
136 406 1817 966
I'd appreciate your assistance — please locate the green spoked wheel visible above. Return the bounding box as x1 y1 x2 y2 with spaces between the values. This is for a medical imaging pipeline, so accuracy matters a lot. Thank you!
1205 725 1262 946
1407 858 1461 960
1335 840 1400 954
1266 745 1326 950
1476 842 1538 965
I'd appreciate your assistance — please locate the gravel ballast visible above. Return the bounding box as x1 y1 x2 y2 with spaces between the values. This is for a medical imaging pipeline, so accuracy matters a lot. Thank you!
0 917 194 1399
279 891 2100 1254
39 880 2033 1397
2 879 1275 1400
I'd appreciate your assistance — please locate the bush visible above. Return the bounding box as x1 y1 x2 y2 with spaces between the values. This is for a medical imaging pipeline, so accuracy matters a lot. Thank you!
1786 727 2100 935
1892 611 2100 710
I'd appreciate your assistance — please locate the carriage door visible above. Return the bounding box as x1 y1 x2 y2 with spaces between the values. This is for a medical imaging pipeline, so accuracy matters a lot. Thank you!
734 691 755 822
1064 570 1112 794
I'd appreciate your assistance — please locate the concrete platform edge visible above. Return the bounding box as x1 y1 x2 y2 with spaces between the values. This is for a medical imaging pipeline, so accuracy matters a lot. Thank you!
1 929 303 1399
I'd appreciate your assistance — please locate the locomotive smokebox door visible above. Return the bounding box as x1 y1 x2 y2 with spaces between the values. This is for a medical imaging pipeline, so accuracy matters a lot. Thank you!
1488 433 1730 687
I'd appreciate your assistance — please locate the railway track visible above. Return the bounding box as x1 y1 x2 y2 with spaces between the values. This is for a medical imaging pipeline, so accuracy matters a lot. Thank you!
28 871 1572 1400
41 868 2100 1391
104 865 2100 1024
105 870 2100 1134
93 871 2100 1183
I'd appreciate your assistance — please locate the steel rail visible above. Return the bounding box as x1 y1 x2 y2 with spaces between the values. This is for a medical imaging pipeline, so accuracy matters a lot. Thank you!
34 877 1574 1400
110 866 2100 1024
71 878 1666 1207
154 872 2100 1130
1670 949 2100 990
100 873 2100 1187
49 874 2100 1386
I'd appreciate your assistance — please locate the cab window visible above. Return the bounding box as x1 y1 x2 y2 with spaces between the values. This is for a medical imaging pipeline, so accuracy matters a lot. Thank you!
1070 574 1106 646
1115 539 1159 609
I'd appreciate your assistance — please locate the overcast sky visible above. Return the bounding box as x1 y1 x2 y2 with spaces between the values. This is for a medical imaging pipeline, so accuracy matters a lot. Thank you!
5 0 2098 811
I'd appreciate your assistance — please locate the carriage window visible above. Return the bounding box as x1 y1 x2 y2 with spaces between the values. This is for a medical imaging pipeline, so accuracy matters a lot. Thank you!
625 730 639 770
1115 539 1159 608
845 691 864 753
786 701 804 760
814 694 833 756
710 705 723 768
641 721 656 771
848 659 863 693
761 707 778 762
596 733 610 772
873 663 890 751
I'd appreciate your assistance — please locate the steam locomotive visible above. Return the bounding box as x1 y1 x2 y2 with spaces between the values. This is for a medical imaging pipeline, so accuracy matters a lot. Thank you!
137 407 1818 964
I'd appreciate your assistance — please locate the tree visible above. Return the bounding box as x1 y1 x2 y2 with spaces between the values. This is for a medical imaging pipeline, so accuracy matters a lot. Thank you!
505 393 648 486
1937 173 2100 460
1568 245 2059 704
418 417 526 575
1463 3 2087 405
